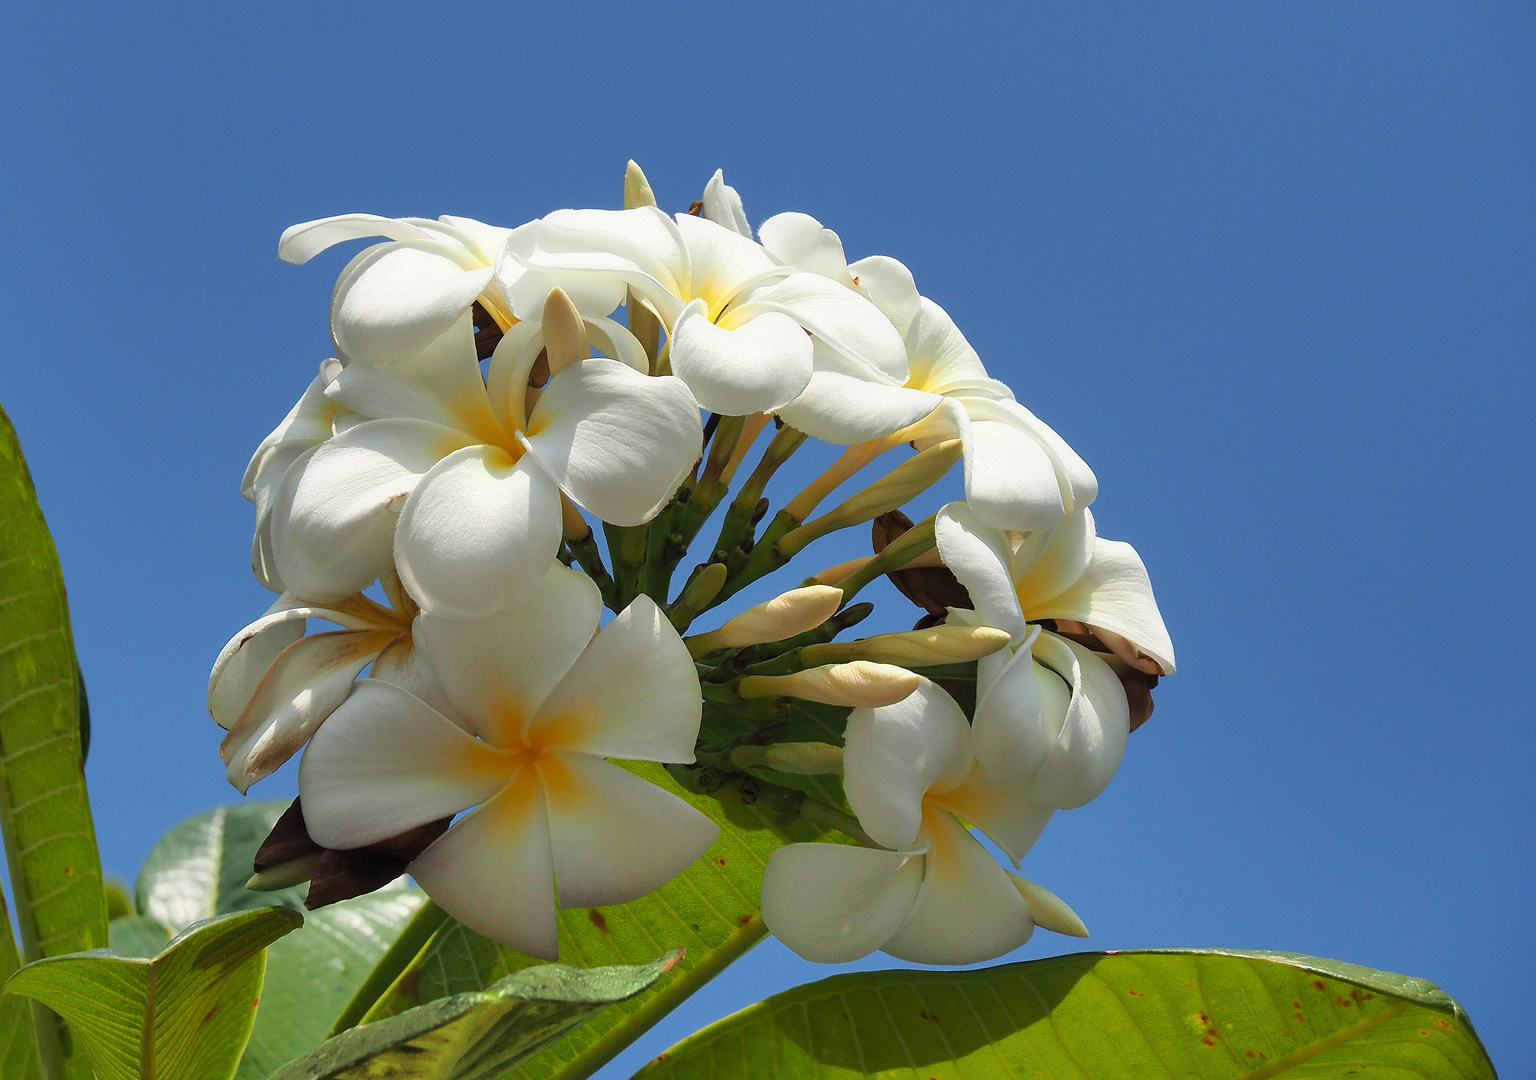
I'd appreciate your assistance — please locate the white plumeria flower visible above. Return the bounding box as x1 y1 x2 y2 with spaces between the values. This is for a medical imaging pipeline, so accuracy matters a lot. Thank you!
935 500 1175 792
497 183 914 431
209 571 444 794
297 563 719 959
279 212 515 367
761 679 1067 966
762 212 1095 533
241 358 348 593
271 301 702 619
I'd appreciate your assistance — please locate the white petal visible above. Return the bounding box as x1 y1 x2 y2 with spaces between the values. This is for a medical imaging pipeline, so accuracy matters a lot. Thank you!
408 780 559 959
761 844 923 963
278 214 440 264
1031 538 1176 675
848 256 920 336
276 418 471 601
758 212 851 282
1012 506 1096 606
933 761 1055 866
240 366 341 501
331 241 495 366
222 628 397 793
882 812 1032 965
325 323 503 443
584 315 650 373
964 397 1097 514
298 679 507 847
904 299 990 392
843 679 974 850
969 626 1073 786
530 595 701 761
543 754 718 907
438 215 513 264
499 207 687 320
414 564 602 746
701 170 752 238
1028 634 1129 809
776 368 940 444
933 502 1029 640
366 633 467 731
963 418 1067 535
208 605 306 730
674 213 780 314
394 447 563 620
733 273 907 384
524 360 701 526
669 300 813 416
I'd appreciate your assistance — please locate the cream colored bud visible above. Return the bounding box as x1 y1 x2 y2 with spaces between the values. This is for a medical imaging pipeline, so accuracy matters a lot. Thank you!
730 741 844 775
541 287 590 376
738 661 920 708
625 160 658 209
687 585 843 655
778 441 962 557
245 851 321 893
800 625 1012 668
1009 874 1089 938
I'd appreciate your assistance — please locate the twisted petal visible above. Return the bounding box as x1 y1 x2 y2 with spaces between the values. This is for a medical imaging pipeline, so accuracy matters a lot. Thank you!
965 396 1097 515
414 564 601 745
240 364 342 502
276 418 472 601
499 207 686 320
701 169 751 237
543 753 718 907
525 360 702 526
934 502 1028 640
848 256 920 336
298 680 507 848
531 595 701 761
331 240 495 366
674 213 779 314
759 212 851 282
395 446 563 620
221 627 398 793
904 298 990 393
968 625 1072 786
278 213 443 264
881 811 1033 965
963 417 1067 536
776 363 939 444
844 679 973 850
408 780 559 959
761 844 923 963
208 602 307 731
669 300 813 416
933 762 1055 866
1027 634 1130 809
1011 506 1096 607
1030 538 1176 675
733 273 908 384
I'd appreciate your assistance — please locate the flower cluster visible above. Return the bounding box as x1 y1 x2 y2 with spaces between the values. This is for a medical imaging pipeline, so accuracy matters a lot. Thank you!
211 163 1174 965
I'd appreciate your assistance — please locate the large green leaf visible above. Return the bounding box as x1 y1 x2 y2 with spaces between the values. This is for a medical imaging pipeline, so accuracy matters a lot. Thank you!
135 799 429 1076
0 891 42 1079
266 953 678 1080
635 948 1498 1079
0 403 110 1077
4 906 303 1080
358 761 842 1080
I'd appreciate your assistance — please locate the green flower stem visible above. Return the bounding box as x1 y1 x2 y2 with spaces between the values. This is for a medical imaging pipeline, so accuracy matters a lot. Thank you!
326 900 450 1038
667 563 728 632
546 916 769 1080
642 500 682 602
707 510 801 610
566 527 618 610
706 426 807 563
833 513 937 602
606 523 649 609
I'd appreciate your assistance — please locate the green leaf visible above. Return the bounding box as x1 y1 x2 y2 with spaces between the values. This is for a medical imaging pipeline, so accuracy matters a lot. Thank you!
0 403 111 1078
134 799 432 1076
0 891 42 1080
265 952 678 1080
106 916 172 960
359 761 841 1080
235 889 427 1080
634 948 1498 1080
4 906 303 1080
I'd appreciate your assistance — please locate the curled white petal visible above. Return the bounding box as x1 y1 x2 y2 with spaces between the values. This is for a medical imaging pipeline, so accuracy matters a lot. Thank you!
701 169 751 238
669 300 813 416
761 843 923 963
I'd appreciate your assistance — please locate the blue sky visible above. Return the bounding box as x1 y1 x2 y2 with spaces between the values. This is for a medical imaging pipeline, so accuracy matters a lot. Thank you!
2 0 1530 1070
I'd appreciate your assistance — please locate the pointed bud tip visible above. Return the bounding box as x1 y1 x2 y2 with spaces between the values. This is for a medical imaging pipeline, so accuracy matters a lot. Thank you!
625 160 658 209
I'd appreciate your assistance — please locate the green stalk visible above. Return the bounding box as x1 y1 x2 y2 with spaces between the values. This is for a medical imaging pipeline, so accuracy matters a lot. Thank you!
547 917 769 1080
326 901 450 1037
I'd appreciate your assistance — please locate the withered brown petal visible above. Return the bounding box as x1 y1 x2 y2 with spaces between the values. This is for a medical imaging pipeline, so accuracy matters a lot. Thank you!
472 301 505 362
872 511 973 617
527 348 550 388
1042 618 1110 654
252 797 321 872
305 848 409 910
366 816 453 862
1122 670 1158 733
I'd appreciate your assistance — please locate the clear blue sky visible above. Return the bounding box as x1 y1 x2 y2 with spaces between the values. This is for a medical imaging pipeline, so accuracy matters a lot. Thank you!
2 0 1530 1071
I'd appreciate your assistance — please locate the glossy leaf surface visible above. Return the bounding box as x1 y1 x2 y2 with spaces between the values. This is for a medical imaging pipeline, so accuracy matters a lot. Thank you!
636 949 1497 1080
360 761 845 1080
4 907 302 1080
266 953 677 1080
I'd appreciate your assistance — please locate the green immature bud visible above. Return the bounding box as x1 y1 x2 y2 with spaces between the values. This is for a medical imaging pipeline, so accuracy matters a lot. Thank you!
800 625 1012 668
245 851 321 892
670 562 729 633
624 160 658 209
686 585 843 657
738 661 920 708
730 741 844 775
777 440 962 557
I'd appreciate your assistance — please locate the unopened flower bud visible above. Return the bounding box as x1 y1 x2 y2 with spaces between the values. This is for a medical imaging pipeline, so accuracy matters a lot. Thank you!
687 585 843 657
246 851 321 893
625 160 659 209
738 661 919 708
777 440 962 557
670 562 729 633
800 625 1012 668
730 741 845 775
1009 873 1089 937
541 287 590 376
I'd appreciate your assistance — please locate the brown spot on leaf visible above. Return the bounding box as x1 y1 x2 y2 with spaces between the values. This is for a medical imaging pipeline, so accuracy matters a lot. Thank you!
737 914 753 926
1245 1051 1255 1059
1311 979 1327 991
919 1010 939 1022
588 908 609 934
715 858 727 866
1201 1037 1215 1048
199 1005 219 1030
